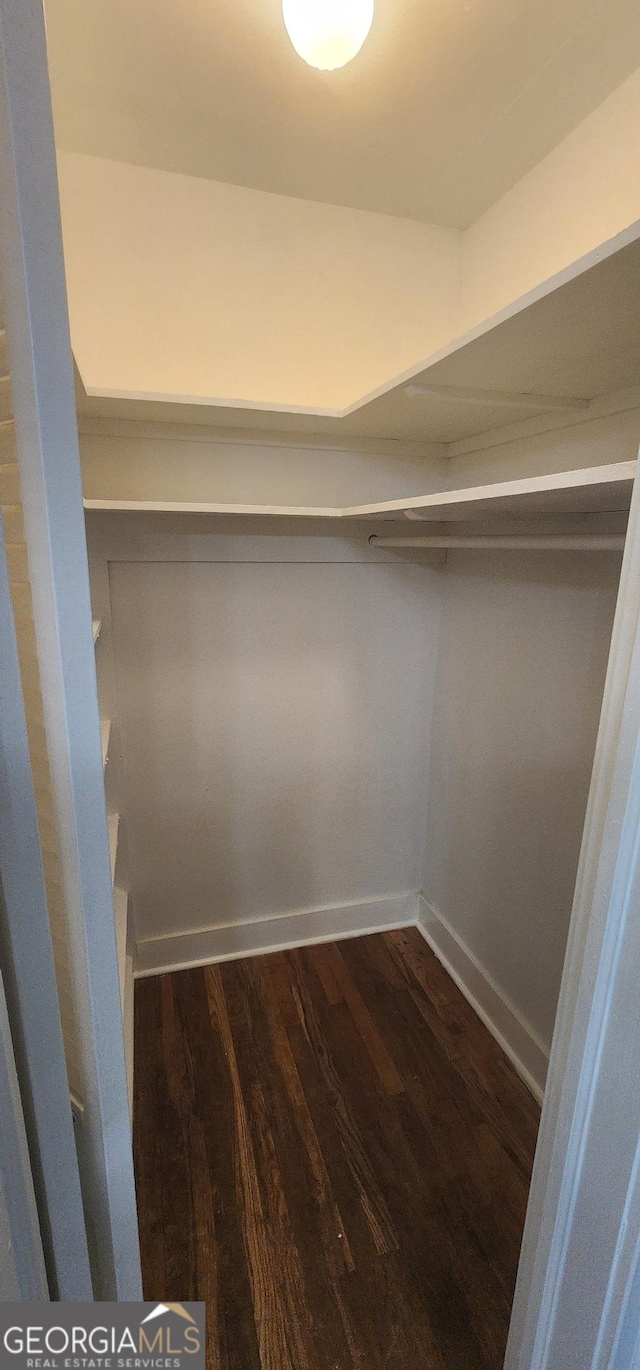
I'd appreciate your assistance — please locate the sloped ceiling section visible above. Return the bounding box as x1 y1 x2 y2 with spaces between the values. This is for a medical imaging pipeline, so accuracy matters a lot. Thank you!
57 153 462 415
56 63 640 425
46 0 640 228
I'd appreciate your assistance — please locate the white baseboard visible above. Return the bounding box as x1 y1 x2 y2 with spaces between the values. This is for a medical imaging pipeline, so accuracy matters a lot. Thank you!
134 890 419 978
134 888 548 1102
417 893 548 1103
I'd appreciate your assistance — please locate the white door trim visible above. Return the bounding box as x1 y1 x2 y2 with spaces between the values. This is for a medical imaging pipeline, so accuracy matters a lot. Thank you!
0 0 141 1299
507 445 640 1368
0 967 48 1300
0 515 91 1298
0 964 48 1293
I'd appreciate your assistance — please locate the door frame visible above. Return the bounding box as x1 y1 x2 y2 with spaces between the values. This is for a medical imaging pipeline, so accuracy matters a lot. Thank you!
506 451 640 1368
0 963 48 1300
0 512 91 1298
0 0 141 1300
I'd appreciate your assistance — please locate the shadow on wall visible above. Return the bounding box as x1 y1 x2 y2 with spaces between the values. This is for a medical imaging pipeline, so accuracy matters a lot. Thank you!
422 548 623 1050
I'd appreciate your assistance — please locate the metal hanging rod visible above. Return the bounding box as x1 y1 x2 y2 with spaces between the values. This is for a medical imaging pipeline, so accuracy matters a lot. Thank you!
368 534 625 551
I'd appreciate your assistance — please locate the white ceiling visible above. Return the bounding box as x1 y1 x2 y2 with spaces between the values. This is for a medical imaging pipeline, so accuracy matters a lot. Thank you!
44 0 640 228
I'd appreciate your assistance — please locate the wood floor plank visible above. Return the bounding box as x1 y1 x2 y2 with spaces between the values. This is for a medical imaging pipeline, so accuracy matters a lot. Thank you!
323 942 405 1095
133 976 169 1296
172 969 262 1369
253 961 356 1278
311 942 346 1007
207 964 315 1370
337 934 533 1366
382 930 539 1172
323 945 518 1369
216 956 359 1369
297 1014 486 1367
134 932 540 1370
288 948 399 1257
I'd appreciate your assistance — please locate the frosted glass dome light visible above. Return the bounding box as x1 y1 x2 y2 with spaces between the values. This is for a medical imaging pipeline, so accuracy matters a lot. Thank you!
282 0 374 70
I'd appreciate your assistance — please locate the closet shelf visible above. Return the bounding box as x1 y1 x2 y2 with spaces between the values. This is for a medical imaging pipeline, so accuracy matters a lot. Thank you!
83 460 636 523
85 499 345 517
351 461 636 520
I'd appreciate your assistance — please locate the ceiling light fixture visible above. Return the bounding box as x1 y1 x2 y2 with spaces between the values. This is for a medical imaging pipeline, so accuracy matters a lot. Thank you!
282 0 374 70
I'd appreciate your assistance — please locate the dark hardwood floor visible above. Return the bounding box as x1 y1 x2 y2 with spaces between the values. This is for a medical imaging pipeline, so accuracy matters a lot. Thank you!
134 928 540 1370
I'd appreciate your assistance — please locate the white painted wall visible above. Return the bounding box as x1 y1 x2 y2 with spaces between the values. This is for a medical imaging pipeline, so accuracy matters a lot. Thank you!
421 548 621 1054
107 543 441 958
445 400 640 489
80 426 448 507
462 65 640 331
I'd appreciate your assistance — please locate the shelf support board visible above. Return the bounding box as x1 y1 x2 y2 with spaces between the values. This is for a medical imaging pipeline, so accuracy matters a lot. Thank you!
369 533 625 551
404 383 590 412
